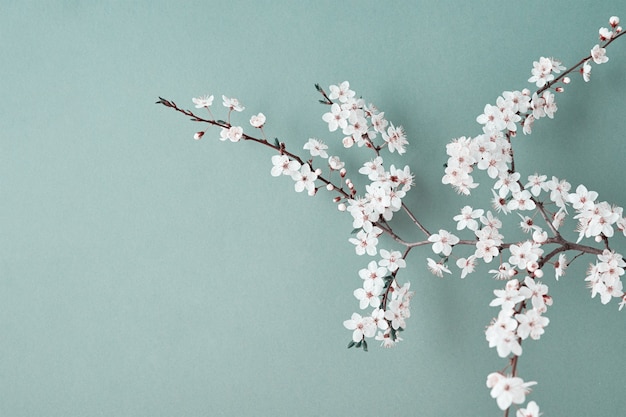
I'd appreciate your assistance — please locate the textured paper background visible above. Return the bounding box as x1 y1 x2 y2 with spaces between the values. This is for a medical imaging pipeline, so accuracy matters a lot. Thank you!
1 1 625 416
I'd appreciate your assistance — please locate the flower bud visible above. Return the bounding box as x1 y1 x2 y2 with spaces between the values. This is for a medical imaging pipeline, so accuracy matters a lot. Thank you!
337 203 347 211
194 131 204 140
326 183 334 191
342 136 354 148
610 16 620 28
534 269 544 278
314 168 322 176
555 87 564 93
340 168 347 177
533 230 547 243
563 76 571 84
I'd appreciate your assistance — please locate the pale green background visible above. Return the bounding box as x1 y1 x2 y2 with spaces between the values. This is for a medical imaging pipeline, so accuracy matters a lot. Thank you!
2 1 625 416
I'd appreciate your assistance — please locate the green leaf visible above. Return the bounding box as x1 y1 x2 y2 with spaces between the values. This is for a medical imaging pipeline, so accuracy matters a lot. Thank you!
347 340 356 349
362 340 368 352
274 138 280 148
383 275 394 289
355 340 362 349
350 228 361 235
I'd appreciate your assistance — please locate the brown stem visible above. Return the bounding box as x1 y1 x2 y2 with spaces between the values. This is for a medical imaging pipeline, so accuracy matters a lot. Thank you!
401 202 431 237
536 29 626 96
157 98 357 203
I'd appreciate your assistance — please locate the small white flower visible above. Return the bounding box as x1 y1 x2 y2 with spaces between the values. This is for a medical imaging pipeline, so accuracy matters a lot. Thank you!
516 308 550 340
517 401 541 417
322 103 350 132
532 229 548 244
526 173 547 196
554 253 567 280
453 206 484 231
249 113 266 128
591 44 609 64
222 95 245 112
382 124 408 154
508 190 536 211
192 95 214 108
328 81 355 103
599 27 614 41
343 313 376 342
219 126 243 142
270 154 300 177
490 263 517 280
303 138 329 159
379 249 406 272
427 258 451 277
291 164 318 195
428 229 460 257
488 373 536 411
348 229 380 256
580 60 592 82
528 57 555 88
328 156 345 170
456 256 477 278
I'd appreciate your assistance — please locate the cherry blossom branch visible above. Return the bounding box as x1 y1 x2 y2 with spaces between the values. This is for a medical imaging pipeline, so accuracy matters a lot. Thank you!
537 28 626 96
158 15 626 416
157 97 357 201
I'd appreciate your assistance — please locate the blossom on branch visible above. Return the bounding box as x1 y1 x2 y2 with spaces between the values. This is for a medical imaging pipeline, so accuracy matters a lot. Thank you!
487 373 536 411
591 44 609 64
219 126 243 142
303 138 329 159
192 94 214 108
270 154 300 177
249 112 266 128
291 164 318 195
428 229 459 257
222 95 245 112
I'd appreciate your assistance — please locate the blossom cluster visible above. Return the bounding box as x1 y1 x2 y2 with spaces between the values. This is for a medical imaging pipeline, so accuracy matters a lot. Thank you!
186 80 420 347
344 279 414 350
319 83 417 347
434 16 625 414
321 81 409 154
483 276 549 410
347 157 413 251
